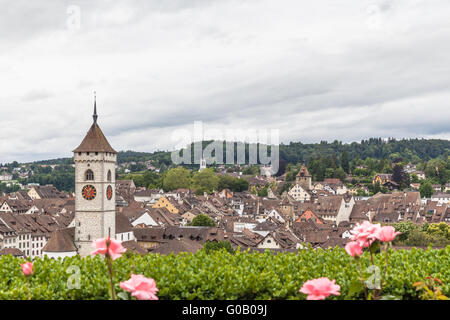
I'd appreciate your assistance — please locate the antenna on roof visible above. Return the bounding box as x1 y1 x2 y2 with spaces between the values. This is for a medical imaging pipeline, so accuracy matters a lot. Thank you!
93 91 98 124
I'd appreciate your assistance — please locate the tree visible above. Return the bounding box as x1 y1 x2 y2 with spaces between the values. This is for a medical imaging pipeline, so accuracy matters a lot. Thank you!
392 221 417 243
334 167 347 182
392 164 410 189
419 181 434 198
203 241 235 254
218 175 249 192
162 167 191 191
341 150 350 173
190 214 216 227
425 223 450 240
192 168 219 194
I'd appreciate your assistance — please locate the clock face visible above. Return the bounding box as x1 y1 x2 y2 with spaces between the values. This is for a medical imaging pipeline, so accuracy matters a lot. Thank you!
82 185 97 200
106 185 113 200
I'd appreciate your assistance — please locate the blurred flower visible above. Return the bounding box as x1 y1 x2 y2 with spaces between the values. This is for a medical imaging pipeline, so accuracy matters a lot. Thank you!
299 277 340 300
376 226 401 242
21 262 33 276
91 237 126 260
120 274 159 300
345 241 363 257
350 221 382 248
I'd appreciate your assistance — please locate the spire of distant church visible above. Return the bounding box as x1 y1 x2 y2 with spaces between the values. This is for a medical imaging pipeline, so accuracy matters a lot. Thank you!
93 91 98 124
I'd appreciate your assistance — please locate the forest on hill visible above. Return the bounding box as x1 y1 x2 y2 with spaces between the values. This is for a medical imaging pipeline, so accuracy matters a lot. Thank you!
25 138 450 167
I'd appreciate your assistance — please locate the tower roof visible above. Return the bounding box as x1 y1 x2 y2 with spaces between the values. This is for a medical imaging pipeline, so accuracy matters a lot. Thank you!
73 95 117 154
297 164 311 177
73 122 117 154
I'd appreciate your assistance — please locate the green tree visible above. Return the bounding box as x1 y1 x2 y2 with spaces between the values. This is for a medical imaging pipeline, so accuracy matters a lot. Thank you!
425 223 450 240
334 167 347 182
203 241 235 254
162 167 191 191
190 214 216 227
341 150 350 173
419 181 434 198
192 169 219 194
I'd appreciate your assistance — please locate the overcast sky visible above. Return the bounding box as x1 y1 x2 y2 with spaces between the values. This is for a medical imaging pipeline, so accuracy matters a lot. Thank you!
1 0 449 163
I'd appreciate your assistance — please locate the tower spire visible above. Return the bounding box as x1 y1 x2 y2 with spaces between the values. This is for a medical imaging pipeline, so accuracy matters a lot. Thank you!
93 91 98 124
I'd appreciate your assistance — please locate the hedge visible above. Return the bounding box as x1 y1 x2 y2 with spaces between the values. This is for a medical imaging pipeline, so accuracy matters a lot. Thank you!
0 246 449 300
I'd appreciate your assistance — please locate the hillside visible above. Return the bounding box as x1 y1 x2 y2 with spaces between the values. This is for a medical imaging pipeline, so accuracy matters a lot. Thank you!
28 138 450 166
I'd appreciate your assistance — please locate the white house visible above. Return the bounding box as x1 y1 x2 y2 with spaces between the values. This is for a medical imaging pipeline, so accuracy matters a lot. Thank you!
288 184 311 202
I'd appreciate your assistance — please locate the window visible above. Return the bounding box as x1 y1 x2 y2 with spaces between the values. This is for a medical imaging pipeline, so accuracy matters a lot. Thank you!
85 169 94 181
107 170 112 182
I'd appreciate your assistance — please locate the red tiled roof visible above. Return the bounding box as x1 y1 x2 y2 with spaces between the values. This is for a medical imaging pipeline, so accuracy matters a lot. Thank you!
73 123 117 154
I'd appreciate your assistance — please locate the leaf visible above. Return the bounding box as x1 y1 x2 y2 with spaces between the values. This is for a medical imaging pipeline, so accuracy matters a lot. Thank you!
117 292 129 300
380 295 401 300
347 280 364 298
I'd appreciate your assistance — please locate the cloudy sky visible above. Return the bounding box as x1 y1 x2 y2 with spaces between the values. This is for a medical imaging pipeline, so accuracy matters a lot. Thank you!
1 0 449 163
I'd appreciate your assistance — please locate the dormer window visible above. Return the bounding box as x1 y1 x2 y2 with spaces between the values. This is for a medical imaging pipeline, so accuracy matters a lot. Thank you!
85 169 94 181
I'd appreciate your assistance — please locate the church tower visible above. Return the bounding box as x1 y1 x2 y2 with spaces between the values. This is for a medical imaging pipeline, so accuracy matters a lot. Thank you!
296 164 312 191
73 96 117 256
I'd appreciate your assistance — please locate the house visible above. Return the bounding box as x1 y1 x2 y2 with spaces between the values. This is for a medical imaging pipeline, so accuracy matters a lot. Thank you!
432 185 443 194
27 185 67 200
0 247 24 257
149 239 203 255
431 193 450 205
0 172 13 181
152 196 179 214
130 211 160 228
134 189 161 203
444 183 450 193
295 209 323 224
42 228 77 259
115 212 135 242
372 174 392 185
288 184 311 202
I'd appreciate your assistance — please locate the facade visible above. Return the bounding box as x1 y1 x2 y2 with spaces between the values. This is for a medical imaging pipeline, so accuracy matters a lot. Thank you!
296 164 312 191
72 99 117 256
288 184 311 202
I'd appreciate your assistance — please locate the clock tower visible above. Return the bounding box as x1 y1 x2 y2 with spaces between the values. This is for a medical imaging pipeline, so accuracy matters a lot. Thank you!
73 96 117 256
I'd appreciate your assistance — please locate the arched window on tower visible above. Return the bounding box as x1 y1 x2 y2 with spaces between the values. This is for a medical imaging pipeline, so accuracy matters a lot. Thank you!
107 170 112 182
85 169 94 181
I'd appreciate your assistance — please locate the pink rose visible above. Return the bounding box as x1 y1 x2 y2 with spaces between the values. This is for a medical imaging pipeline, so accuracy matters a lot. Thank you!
376 226 401 242
299 277 340 300
21 262 33 276
345 241 363 257
91 237 126 260
120 274 159 300
350 221 382 248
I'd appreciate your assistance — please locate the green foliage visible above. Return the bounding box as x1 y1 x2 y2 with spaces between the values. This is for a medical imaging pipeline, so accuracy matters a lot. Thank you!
122 171 163 189
393 222 417 242
0 247 450 300
425 223 450 240
419 181 434 198
393 222 450 247
192 169 219 194
189 214 216 227
162 167 191 191
203 241 235 254
217 175 249 192
20 164 75 192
